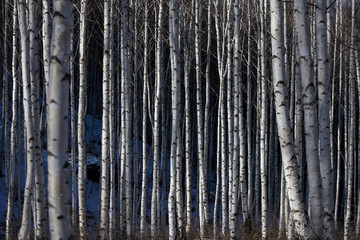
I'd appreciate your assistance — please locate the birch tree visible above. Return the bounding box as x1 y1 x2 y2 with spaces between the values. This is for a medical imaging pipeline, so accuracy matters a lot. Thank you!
5 2 17 238
47 0 73 239
17 0 36 237
168 0 181 238
151 0 164 235
100 0 111 237
194 0 209 236
140 2 149 234
270 0 310 237
259 0 268 237
294 0 324 236
344 1 356 239
29 0 47 235
315 0 335 238
77 0 88 238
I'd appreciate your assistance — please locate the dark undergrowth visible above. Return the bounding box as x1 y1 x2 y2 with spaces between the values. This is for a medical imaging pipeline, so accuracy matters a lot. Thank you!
4 218 360 239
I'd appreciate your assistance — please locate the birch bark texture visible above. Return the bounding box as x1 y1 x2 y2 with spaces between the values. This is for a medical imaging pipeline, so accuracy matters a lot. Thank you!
270 0 310 238
77 0 88 238
293 0 324 236
6 2 17 238
168 0 181 238
47 0 73 239
100 0 111 237
315 0 335 238
17 0 36 237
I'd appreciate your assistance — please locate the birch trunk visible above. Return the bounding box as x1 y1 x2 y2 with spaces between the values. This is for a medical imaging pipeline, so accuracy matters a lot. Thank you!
18 0 36 237
334 0 343 226
151 0 163 235
99 0 110 237
6 2 17 238
77 0 88 238
42 0 51 93
294 0 324 236
140 2 149 234
356 50 360 235
270 0 310 237
28 0 47 236
70 23 77 232
246 0 253 218
344 1 356 239
123 0 133 234
195 0 207 236
108 0 115 237
168 0 181 238
2 0 9 195
259 0 268 236
316 0 335 238
47 0 73 238
226 3 234 234
184 33 192 234
230 1 240 238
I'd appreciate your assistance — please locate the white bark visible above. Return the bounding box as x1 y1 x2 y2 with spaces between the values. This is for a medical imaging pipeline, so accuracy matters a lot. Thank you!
140 2 149 234
99 0 110 237
334 0 343 226
294 0 324 236
77 0 88 238
184 32 191 234
28 0 47 237
151 0 163 235
108 1 115 237
123 0 132 234
259 0 268 237
42 0 51 94
226 3 234 234
194 0 208 236
344 1 356 239
47 0 73 239
168 0 181 238
270 0 310 237
316 0 335 238
203 0 212 227
6 2 17 238
246 0 253 218
17 0 36 237
230 1 240 238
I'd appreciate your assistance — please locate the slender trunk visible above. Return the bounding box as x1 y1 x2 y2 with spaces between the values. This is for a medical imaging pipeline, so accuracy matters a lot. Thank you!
70 22 77 232
226 3 234 236
99 0 111 238
6 3 17 238
270 0 310 237
195 0 207 236
168 0 181 238
246 0 253 219
344 1 356 239
334 0 343 226
316 0 335 238
294 0 324 236
17 0 36 237
140 2 148 234
77 0 88 238
184 35 192 234
151 0 163 235
259 0 268 237
28 0 47 237
108 0 115 237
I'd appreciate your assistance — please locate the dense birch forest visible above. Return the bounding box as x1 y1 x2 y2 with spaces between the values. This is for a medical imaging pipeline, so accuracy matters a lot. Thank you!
0 0 360 239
